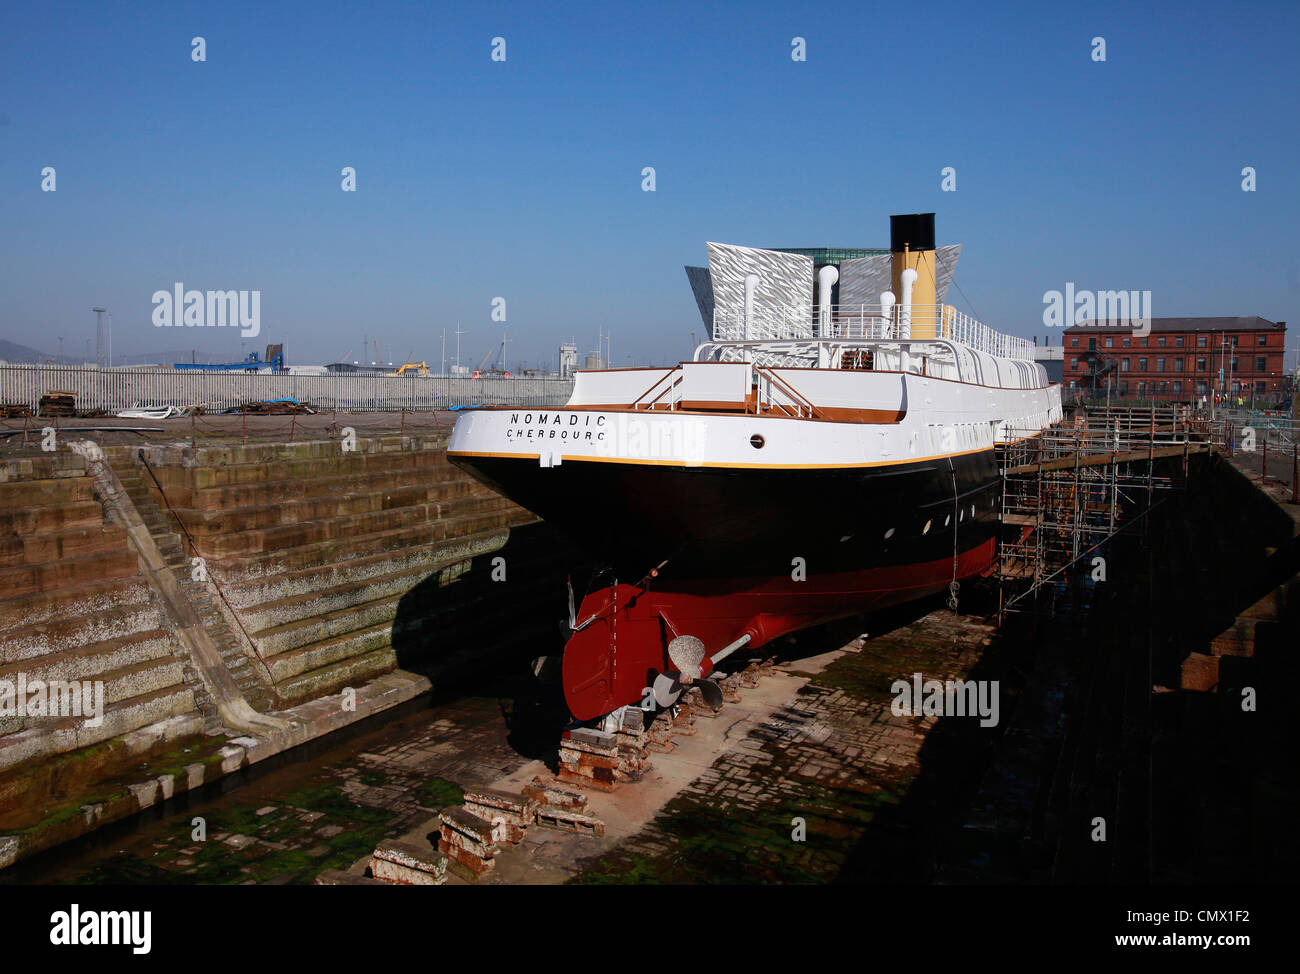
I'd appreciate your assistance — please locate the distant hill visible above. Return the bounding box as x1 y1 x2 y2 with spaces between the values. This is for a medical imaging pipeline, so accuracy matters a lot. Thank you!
0 339 68 364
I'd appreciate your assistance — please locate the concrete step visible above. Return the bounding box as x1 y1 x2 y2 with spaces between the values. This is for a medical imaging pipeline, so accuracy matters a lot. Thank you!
0 549 141 601
0 604 167 664
173 482 505 538
249 539 559 660
0 576 153 633
235 536 508 629
262 619 395 683
211 513 517 581
143 442 450 493
0 500 104 535
1 653 187 737
0 683 197 774
176 464 483 512
265 581 559 692
0 454 88 483
197 497 527 559
274 646 396 704
0 628 175 686
0 525 131 569
219 526 506 605
0 476 96 508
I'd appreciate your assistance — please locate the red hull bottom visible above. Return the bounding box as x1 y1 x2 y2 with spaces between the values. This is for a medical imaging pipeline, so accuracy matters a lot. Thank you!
561 539 997 720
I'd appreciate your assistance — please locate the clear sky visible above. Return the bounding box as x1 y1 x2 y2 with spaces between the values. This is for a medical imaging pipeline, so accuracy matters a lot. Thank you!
1 0 1297 371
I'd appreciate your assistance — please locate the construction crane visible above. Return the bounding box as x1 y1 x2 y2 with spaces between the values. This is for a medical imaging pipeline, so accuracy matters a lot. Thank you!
472 334 512 379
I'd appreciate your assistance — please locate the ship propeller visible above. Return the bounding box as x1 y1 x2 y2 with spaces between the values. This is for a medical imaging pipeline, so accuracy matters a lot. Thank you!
652 635 724 710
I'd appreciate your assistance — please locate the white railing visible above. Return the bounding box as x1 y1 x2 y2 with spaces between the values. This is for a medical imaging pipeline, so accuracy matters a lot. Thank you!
0 364 575 413
712 303 1035 361
632 369 683 410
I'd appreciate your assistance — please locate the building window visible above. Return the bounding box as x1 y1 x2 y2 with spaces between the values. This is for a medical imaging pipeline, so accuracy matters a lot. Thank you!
1196 380 1208 395
1119 381 1129 395
1156 358 1165 372
1070 357 1078 370
1174 358 1183 372
1105 337 1114 348
1159 382 1168 395
1256 357 1267 372
1231 357 1239 371
1071 338 1079 347
1121 358 1130 371
1137 381 1146 396
1198 335 1208 347
1231 336 1239 347
1139 357 1148 371
1173 381 1182 395
1176 336 1185 347
1088 338 1097 351
1122 338 1131 348
1158 336 1167 347
1196 357 1207 371
1256 381 1266 394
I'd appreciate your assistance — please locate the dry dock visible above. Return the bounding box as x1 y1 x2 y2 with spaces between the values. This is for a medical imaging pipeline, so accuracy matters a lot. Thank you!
1 409 1297 883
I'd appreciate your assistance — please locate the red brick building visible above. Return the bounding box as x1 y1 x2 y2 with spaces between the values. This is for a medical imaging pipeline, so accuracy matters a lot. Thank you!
1063 316 1287 403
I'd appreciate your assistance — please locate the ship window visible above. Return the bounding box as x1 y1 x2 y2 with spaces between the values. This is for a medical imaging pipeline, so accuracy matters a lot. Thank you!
923 520 932 535
749 434 765 449
884 528 896 540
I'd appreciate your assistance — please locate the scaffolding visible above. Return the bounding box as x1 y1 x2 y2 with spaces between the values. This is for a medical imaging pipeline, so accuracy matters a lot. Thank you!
995 406 1223 619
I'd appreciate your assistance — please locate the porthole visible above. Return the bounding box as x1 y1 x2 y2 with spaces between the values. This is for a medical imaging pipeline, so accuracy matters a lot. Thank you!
750 434 765 449
959 510 965 522
884 527 896 540
944 515 951 527
970 504 976 516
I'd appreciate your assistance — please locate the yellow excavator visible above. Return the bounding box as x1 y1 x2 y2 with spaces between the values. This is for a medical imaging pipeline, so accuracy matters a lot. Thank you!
386 361 429 377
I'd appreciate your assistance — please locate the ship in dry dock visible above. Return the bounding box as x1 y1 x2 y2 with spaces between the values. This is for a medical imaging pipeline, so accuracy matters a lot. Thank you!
448 214 1063 721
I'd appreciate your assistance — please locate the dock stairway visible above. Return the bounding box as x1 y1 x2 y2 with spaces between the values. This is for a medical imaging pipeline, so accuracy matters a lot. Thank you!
106 447 277 728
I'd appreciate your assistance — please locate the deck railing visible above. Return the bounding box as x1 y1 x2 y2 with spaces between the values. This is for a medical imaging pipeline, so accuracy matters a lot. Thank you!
712 303 1036 361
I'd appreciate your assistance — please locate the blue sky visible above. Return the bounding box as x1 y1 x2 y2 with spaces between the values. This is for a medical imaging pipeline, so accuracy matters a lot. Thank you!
1 0 1297 371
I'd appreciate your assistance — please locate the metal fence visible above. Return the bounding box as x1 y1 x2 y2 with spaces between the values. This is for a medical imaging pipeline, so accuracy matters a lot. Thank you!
0 365 575 413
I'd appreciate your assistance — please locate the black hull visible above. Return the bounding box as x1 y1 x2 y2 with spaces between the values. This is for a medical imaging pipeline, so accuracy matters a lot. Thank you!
449 450 1001 585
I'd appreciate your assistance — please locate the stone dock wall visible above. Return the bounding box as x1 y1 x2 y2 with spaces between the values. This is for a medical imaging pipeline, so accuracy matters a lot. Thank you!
0 434 537 869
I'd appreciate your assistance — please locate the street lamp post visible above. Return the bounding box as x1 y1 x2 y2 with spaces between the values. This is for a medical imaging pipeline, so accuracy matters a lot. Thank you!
92 307 106 367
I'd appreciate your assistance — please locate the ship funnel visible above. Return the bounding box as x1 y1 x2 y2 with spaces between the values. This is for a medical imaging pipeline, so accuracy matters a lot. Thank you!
817 265 838 335
891 213 937 340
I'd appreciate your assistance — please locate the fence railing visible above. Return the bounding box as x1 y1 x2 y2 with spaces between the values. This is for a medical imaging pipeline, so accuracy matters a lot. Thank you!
711 303 1036 361
0 365 575 413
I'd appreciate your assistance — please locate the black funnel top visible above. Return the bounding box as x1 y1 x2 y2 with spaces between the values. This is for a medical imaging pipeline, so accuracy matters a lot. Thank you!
890 213 936 253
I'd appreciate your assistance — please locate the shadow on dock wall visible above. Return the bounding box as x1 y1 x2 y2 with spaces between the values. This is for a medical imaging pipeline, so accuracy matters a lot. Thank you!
389 521 592 760
829 452 1298 884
